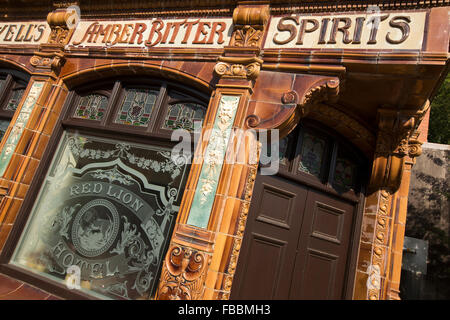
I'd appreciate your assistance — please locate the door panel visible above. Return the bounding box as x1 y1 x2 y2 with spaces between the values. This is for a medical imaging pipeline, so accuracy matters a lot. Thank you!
290 189 355 299
231 174 357 300
231 174 308 299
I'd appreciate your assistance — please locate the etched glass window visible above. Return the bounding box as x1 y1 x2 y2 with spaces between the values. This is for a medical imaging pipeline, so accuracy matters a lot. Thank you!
0 119 10 141
115 88 158 126
298 132 326 177
12 131 189 300
333 155 356 191
74 94 109 121
163 102 205 132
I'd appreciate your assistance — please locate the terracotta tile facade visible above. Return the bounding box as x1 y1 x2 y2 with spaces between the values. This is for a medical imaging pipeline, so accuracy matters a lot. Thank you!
0 0 447 300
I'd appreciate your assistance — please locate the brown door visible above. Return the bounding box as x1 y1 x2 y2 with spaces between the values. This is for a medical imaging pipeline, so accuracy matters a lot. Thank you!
231 173 357 300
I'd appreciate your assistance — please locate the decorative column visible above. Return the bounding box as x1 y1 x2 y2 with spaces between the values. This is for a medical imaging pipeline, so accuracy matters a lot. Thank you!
0 8 77 253
354 101 429 300
156 2 269 300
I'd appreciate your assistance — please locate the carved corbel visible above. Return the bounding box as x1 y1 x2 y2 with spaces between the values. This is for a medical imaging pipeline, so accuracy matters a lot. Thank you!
370 100 429 191
214 56 263 80
229 4 270 48
30 7 78 75
156 244 210 300
46 7 79 46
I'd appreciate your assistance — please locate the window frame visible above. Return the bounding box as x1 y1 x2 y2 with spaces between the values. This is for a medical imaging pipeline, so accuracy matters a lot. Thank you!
273 120 369 202
0 69 31 141
0 76 210 300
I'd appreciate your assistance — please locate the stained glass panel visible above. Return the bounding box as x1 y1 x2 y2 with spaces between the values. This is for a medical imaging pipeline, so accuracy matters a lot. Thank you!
0 119 10 141
12 132 189 300
162 102 205 132
298 132 326 177
333 156 356 190
74 94 109 121
4 88 25 112
115 88 158 126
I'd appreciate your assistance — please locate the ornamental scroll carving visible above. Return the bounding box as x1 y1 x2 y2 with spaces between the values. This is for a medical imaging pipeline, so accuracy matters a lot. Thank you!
30 51 65 73
214 56 263 80
371 100 429 191
30 8 78 74
46 8 78 45
229 5 270 48
157 245 210 300
368 189 390 300
221 152 260 300
244 78 341 137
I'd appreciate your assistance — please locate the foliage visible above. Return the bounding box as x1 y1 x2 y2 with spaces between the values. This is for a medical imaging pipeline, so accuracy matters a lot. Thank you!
428 75 450 144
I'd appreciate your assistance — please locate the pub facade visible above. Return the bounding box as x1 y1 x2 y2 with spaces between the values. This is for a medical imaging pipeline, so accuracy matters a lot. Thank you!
0 0 448 300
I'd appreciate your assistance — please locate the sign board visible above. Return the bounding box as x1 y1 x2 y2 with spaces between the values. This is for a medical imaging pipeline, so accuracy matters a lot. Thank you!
264 12 427 50
69 18 233 48
0 21 50 45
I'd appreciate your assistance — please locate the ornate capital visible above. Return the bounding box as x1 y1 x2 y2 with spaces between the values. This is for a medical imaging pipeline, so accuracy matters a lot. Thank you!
229 4 270 48
214 56 263 80
156 244 210 300
30 51 65 74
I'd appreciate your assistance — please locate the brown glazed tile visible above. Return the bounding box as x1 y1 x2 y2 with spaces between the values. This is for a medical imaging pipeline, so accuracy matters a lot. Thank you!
15 182 29 201
34 81 54 108
425 7 449 52
41 110 59 136
204 269 219 291
218 197 242 236
3 197 23 225
48 87 69 115
196 62 216 85
24 104 46 132
353 271 368 300
207 194 226 233
20 157 40 185
0 274 23 296
2 153 25 182
179 61 203 79
251 70 294 104
31 133 50 161
13 128 34 156
0 223 12 252
210 233 236 274
360 213 376 243
202 287 214 300
1 283 49 300
215 162 233 197
356 242 373 273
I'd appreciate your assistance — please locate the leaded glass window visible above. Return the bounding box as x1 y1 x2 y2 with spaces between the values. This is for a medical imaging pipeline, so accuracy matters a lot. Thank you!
298 131 326 178
4 87 25 112
333 155 356 190
163 102 205 131
0 71 30 142
74 94 109 121
12 132 189 300
0 119 9 141
115 88 158 126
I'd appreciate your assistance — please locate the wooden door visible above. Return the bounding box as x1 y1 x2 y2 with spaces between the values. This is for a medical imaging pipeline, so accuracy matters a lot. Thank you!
231 172 357 300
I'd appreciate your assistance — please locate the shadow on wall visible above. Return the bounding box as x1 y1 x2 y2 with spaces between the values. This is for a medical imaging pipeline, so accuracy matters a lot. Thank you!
401 143 450 300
